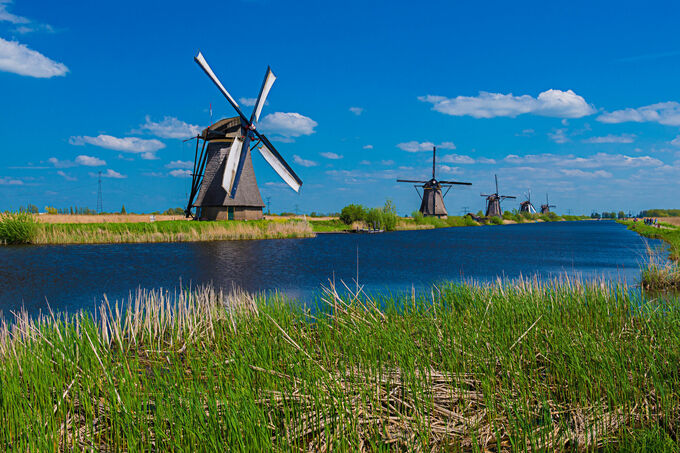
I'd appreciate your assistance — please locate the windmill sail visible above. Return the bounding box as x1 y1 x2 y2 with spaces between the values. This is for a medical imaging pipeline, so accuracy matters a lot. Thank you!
257 140 302 192
221 138 243 194
251 67 276 123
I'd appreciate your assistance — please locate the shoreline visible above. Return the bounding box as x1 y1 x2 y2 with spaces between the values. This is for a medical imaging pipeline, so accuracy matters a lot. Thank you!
0 214 591 245
2 278 678 450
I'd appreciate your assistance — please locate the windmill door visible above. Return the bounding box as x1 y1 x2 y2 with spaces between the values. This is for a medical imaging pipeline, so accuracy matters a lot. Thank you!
228 206 234 220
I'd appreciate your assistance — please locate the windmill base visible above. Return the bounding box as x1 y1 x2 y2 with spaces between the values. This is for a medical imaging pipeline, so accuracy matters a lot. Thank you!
198 206 264 221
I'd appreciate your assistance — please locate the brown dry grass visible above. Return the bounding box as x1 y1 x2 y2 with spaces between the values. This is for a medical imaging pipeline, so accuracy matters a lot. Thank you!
37 214 187 224
657 217 680 226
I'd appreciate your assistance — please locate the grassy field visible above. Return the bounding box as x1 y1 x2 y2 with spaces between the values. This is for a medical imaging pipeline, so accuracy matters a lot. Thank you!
33 219 314 244
620 220 680 290
1 279 678 451
38 214 187 223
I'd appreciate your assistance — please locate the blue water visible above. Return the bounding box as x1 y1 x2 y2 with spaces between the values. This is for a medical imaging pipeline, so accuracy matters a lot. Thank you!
0 221 664 315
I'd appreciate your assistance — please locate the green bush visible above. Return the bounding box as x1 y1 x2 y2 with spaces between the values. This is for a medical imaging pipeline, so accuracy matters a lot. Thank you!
490 216 503 225
381 200 398 231
340 204 366 225
0 211 39 244
365 208 382 230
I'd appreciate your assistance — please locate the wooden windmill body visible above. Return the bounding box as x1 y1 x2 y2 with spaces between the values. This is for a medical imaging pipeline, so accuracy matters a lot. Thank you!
540 193 556 214
397 146 471 218
481 175 515 217
519 190 537 214
185 53 302 220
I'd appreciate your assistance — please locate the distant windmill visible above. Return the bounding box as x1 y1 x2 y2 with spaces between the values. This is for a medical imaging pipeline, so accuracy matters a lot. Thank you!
540 193 556 214
397 146 471 218
481 174 515 217
519 189 537 214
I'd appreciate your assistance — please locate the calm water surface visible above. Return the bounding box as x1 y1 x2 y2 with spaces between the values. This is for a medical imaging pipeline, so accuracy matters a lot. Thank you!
0 221 663 315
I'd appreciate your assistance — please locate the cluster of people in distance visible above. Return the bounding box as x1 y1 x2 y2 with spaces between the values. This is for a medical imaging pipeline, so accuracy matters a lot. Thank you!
633 217 660 227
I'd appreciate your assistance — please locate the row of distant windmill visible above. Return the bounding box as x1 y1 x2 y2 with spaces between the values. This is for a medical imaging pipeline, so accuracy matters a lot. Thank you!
397 147 555 218
182 52 554 221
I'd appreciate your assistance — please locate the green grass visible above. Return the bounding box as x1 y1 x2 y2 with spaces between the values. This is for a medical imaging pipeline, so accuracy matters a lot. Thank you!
621 220 680 261
1 279 679 450
308 219 348 232
0 211 38 244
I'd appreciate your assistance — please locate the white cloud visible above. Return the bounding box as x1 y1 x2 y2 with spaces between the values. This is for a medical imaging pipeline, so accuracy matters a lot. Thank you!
439 154 475 164
56 170 76 181
419 89 595 119
380 159 395 165
0 0 28 24
504 152 662 168
239 97 257 107
359 160 371 165
671 136 680 147
477 157 497 164
349 107 363 116
439 165 463 175
293 155 318 167
75 155 106 166
138 116 201 139
100 169 126 179
560 169 612 178
47 157 75 168
0 176 23 185
165 160 193 169
70 135 166 158
0 37 68 78
169 169 191 178
259 112 317 138
582 134 636 144
140 152 159 160
396 141 456 152
548 129 569 143
597 102 680 126
363 144 373 149
320 152 342 160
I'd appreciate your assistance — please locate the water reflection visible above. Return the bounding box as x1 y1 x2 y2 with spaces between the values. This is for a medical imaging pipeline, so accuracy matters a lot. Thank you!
0 221 665 315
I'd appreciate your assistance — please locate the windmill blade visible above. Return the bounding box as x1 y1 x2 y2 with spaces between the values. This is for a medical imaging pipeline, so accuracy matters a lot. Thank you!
221 138 244 195
397 179 427 183
256 134 302 192
438 181 472 185
250 66 276 124
501 196 517 199
228 135 252 198
194 52 248 122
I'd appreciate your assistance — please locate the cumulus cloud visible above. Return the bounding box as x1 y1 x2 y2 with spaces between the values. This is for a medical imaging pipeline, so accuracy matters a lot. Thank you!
419 89 595 119
259 112 317 138
548 129 570 144
363 144 374 149
380 160 395 165
597 102 680 126
439 154 475 164
165 160 193 169
0 37 68 78
349 107 363 116
48 157 75 168
582 134 636 144
0 176 23 185
99 169 126 179
293 155 318 167
504 152 662 168
75 155 106 166
56 170 76 181
70 135 166 158
396 141 456 152
320 152 342 160
169 169 191 178
359 160 371 165
560 169 612 178
239 97 257 107
138 116 201 139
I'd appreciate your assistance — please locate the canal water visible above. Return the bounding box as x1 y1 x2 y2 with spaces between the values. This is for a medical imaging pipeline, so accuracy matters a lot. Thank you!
0 221 664 315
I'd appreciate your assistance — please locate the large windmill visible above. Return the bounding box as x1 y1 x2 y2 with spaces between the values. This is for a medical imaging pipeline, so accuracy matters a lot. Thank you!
481 174 515 217
540 193 556 214
519 189 537 214
397 146 471 218
185 52 302 220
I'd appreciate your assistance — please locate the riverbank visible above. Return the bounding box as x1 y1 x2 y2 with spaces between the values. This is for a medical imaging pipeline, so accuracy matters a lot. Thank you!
34 219 314 244
620 220 680 290
1 279 677 450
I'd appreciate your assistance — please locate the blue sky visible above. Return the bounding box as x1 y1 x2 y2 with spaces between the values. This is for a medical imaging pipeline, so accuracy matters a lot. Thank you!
1 0 680 215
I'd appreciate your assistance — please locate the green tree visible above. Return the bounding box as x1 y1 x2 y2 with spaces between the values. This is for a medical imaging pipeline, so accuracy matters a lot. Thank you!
339 204 366 225
120 204 127 214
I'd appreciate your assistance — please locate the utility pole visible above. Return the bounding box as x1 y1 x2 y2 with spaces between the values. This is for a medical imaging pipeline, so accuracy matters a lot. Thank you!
460 206 470 215
266 196 271 215
97 171 103 214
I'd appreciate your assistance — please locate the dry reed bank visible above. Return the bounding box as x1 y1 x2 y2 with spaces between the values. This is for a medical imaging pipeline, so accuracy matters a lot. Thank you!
33 219 314 244
1 279 678 451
